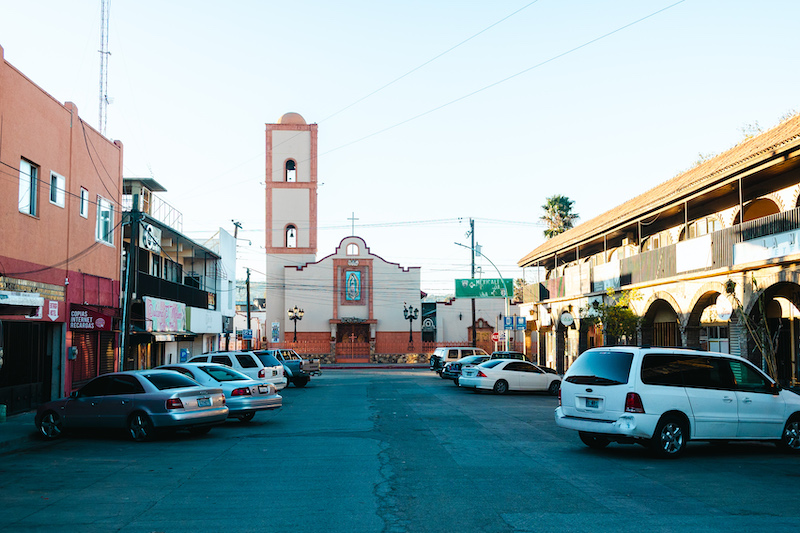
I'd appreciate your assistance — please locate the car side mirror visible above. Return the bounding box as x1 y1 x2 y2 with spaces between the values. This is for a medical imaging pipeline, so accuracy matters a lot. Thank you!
771 382 782 394
70 390 79 398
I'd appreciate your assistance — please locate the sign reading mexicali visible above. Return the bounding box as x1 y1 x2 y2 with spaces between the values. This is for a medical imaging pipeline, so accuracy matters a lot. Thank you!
455 278 514 299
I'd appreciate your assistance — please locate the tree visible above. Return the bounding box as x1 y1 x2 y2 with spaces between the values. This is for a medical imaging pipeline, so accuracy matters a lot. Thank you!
724 277 780 381
513 278 525 303
581 288 641 345
541 195 579 238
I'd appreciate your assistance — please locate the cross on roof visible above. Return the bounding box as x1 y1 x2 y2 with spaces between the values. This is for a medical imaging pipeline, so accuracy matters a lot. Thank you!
348 212 359 235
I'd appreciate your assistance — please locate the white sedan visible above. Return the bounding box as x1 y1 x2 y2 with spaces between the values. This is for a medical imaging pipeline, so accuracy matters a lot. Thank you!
157 363 282 422
459 359 561 395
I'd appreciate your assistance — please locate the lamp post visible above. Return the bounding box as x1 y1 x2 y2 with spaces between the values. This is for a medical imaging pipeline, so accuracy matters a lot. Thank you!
403 302 419 350
287 305 304 342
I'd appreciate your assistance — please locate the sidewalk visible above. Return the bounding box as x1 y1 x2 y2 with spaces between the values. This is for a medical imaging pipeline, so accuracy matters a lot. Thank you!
322 363 428 370
0 411 43 455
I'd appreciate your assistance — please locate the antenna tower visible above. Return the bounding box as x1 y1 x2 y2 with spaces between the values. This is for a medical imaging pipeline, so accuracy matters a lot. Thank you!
98 0 111 136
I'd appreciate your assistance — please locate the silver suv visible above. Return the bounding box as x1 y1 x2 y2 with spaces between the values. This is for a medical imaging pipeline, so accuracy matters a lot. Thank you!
556 347 800 457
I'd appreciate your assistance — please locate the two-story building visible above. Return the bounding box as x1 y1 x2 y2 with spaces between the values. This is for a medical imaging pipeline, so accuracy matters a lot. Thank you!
121 178 233 368
519 114 800 384
0 45 123 413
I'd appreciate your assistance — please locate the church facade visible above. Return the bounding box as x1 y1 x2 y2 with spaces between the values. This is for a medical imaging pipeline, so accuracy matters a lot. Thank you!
264 113 422 361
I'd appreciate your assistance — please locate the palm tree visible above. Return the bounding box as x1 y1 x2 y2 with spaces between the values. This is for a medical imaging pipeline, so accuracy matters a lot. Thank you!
541 195 578 238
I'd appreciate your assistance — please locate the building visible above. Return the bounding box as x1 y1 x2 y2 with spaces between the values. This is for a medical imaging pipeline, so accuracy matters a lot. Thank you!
121 178 233 368
518 114 800 383
263 113 425 361
0 45 123 413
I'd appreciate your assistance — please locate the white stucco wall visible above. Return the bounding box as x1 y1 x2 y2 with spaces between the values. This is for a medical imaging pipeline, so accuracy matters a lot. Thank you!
434 298 518 343
271 130 311 182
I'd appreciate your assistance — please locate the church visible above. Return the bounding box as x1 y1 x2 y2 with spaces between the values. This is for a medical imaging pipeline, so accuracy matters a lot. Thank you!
263 113 423 362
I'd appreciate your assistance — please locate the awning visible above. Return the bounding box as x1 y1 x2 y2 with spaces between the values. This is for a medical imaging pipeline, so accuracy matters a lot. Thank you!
130 324 196 342
0 290 44 316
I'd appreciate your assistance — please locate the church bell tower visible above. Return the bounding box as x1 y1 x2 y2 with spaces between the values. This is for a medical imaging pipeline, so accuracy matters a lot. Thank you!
265 112 318 341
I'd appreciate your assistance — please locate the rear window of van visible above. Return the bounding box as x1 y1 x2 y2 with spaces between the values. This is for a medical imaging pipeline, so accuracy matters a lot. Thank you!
565 350 634 385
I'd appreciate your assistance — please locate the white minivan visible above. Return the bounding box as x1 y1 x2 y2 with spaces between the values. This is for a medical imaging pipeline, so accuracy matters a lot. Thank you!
555 347 800 457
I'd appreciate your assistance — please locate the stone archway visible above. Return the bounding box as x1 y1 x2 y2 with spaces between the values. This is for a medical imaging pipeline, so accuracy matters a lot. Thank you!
641 295 681 347
684 282 730 351
747 281 800 385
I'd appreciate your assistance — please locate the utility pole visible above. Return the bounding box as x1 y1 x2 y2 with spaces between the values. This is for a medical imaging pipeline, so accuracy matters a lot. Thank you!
470 218 476 348
245 268 252 350
120 194 140 371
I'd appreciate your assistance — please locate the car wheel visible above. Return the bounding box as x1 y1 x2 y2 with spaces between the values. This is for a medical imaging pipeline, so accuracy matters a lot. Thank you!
38 411 63 439
579 432 610 450
493 380 509 395
548 381 561 396
295 377 309 388
650 416 687 458
454 377 460 387
778 415 800 453
440 372 448 379
188 426 212 435
238 412 256 423
128 412 154 442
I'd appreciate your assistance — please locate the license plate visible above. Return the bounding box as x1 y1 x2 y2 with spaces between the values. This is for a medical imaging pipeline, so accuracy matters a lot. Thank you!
258 385 268 393
272 370 278 376
197 397 211 407
586 398 599 409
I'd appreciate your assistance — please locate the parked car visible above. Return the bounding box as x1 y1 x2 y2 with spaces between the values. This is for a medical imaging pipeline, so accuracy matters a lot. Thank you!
189 351 286 390
441 355 490 382
35 370 229 442
459 359 561 395
157 363 282 422
254 349 320 388
430 347 489 373
490 351 527 361
555 347 800 458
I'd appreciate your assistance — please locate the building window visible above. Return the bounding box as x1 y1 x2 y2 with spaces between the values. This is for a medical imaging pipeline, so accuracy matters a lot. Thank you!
80 188 89 218
346 243 359 256
96 196 114 245
285 160 297 182
18 159 38 216
286 225 297 248
49 172 65 207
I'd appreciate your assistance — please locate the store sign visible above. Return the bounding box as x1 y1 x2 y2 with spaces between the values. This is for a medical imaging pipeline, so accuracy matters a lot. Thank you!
144 296 186 332
139 223 162 252
69 305 112 331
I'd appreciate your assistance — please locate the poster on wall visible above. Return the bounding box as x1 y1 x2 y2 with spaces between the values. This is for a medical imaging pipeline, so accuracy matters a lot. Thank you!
144 296 186 332
271 322 280 343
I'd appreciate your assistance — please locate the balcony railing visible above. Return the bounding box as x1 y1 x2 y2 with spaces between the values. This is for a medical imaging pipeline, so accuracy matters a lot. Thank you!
536 206 800 302
138 273 214 310
122 193 183 232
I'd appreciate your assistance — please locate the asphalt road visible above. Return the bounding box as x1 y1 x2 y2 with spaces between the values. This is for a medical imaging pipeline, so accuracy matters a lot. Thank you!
1 369 800 533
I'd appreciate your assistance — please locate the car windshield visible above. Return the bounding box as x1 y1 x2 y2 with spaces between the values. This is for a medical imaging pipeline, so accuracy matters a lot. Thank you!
255 353 281 367
565 350 634 385
200 366 251 382
142 372 200 390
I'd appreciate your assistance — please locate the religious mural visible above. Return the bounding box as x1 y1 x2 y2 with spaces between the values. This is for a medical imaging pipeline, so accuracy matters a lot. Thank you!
345 270 361 301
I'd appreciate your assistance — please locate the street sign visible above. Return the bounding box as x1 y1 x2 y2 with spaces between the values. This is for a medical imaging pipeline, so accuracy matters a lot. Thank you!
242 329 253 340
455 278 514 299
516 317 527 331
491 332 505 342
503 316 514 330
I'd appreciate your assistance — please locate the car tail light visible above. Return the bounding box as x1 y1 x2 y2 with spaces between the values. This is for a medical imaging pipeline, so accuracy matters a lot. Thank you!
477 371 487 378
258 369 266 378
166 398 184 409
625 392 645 413
558 388 561 406
231 387 252 396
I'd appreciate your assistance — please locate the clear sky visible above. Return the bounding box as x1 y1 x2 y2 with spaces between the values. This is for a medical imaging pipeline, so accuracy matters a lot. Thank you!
1 1 798 295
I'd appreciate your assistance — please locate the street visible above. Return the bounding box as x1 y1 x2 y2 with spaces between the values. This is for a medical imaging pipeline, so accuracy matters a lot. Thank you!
1 369 800 533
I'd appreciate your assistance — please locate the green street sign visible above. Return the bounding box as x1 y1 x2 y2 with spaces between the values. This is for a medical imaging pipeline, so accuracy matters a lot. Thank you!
455 278 513 298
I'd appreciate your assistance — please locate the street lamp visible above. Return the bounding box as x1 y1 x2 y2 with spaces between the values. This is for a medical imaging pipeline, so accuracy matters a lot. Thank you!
403 302 419 350
454 242 511 351
287 305 304 342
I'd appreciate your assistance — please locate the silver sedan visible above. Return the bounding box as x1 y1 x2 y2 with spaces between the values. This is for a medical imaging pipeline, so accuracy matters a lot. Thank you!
35 370 229 441
157 363 282 422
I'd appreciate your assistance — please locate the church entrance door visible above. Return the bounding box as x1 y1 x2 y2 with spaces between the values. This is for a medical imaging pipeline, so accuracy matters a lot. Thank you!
335 323 370 362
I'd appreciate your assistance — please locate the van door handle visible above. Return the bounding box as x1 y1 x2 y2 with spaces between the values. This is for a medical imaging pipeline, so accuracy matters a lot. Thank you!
742 398 752 404
723 397 733 403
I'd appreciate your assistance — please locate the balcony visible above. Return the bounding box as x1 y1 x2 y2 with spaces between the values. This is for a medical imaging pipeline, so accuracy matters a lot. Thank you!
138 273 214 310
537 206 800 301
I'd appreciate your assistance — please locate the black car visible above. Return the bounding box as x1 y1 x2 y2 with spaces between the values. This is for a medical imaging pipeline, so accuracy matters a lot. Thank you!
489 351 527 361
441 355 490 381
